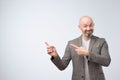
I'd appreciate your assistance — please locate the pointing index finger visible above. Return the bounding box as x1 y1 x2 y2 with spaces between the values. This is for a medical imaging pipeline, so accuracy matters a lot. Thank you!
70 44 79 49
45 42 50 46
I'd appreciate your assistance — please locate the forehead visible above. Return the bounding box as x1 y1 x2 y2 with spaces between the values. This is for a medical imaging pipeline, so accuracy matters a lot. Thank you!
80 16 93 25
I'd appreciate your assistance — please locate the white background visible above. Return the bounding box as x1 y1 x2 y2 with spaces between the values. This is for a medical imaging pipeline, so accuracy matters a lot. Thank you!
0 0 120 80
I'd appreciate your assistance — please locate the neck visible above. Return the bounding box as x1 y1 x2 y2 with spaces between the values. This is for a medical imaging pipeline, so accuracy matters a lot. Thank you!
82 35 91 41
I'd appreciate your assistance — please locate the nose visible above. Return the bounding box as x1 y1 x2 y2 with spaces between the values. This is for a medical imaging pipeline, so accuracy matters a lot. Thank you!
86 26 91 30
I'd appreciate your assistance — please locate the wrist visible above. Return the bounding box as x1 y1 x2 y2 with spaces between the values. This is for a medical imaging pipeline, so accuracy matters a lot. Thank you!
52 53 58 58
85 51 89 56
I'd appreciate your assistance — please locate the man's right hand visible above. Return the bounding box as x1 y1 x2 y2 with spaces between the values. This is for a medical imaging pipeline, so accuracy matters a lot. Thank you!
45 42 58 57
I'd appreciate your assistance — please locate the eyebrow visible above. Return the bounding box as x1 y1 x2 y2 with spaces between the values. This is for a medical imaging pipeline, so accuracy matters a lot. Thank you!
83 23 93 26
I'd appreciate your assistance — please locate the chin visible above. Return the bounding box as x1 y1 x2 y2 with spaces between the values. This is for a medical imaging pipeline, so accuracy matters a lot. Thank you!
85 33 92 37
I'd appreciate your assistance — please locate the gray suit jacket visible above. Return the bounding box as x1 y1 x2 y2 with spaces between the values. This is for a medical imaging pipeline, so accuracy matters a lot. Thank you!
51 35 111 80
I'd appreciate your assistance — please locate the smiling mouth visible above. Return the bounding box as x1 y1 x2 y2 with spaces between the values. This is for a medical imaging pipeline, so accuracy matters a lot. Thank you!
86 31 92 33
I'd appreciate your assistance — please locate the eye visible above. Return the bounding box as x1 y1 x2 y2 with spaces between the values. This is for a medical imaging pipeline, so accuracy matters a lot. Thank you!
89 24 94 27
83 25 87 28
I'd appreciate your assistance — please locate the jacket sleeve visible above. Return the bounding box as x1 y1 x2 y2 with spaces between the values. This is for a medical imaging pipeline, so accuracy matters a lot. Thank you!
51 42 71 70
88 38 111 67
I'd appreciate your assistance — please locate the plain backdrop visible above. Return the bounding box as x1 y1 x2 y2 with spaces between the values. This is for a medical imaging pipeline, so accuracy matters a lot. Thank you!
0 0 120 80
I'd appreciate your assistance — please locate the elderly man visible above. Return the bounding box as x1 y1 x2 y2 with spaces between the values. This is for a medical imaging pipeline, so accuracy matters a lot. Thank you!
45 16 111 80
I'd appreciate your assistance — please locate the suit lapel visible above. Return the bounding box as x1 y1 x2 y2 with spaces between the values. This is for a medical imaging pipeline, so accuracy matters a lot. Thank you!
89 35 97 52
78 36 82 47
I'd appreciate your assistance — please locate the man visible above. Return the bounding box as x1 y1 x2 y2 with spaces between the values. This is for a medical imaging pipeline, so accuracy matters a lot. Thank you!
45 16 111 80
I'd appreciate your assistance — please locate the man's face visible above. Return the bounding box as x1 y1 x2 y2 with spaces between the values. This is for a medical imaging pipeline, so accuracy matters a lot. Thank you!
79 17 94 38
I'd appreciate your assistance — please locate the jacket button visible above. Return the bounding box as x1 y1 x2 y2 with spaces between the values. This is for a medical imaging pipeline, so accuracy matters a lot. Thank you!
81 75 84 78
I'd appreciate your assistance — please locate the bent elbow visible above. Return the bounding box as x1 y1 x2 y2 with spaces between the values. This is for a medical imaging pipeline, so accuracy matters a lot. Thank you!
103 58 111 67
58 66 66 71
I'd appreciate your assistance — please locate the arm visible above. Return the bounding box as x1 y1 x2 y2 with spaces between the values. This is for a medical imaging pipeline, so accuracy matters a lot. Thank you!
88 39 111 67
50 42 71 70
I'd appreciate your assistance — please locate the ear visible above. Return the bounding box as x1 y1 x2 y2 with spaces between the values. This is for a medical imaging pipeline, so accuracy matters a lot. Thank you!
93 23 95 27
78 25 81 29
78 25 80 28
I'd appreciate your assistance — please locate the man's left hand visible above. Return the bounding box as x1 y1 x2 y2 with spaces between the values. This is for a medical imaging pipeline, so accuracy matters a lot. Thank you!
70 44 89 56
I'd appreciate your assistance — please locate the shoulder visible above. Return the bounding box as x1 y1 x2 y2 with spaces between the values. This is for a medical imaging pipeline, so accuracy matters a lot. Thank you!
92 35 107 45
68 36 81 44
93 35 106 41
